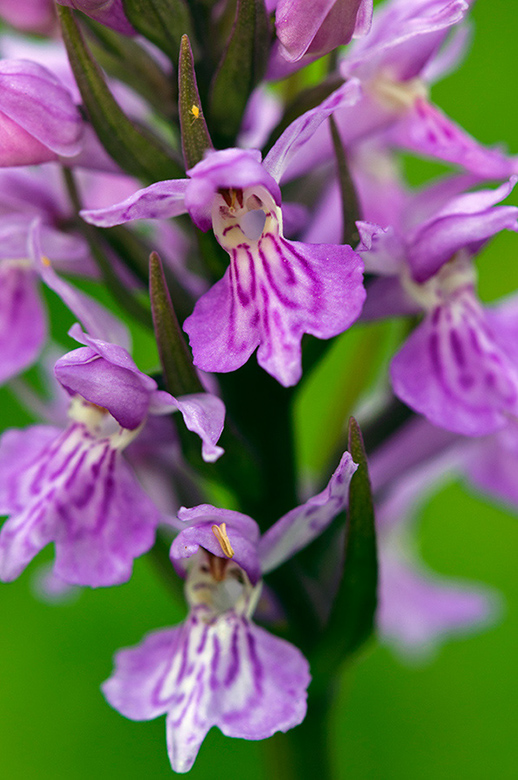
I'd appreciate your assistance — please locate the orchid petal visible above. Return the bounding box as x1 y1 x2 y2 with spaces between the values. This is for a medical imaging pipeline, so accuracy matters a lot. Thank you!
378 545 498 657
0 59 83 160
259 451 357 573
186 149 281 232
80 179 189 227
171 394 226 464
171 505 260 581
0 264 47 385
276 0 371 62
184 237 365 387
390 291 518 436
104 612 309 774
390 98 517 179
263 78 362 183
0 423 159 586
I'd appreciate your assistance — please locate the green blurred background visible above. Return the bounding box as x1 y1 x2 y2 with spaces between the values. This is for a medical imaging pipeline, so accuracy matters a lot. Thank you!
1 1 517 777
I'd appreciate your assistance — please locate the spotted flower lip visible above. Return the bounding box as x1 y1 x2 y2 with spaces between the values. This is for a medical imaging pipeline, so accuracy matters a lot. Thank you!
103 606 311 774
102 451 357 773
81 133 366 386
0 416 161 587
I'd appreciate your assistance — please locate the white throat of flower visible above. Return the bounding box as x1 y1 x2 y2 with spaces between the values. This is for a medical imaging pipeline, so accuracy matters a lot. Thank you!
401 251 478 312
185 549 262 621
211 185 283 251
367 72 429 113
67 395 142 450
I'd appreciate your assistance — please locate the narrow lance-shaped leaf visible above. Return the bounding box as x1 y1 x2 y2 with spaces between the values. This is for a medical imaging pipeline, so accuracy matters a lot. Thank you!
178 34 213 171
209 0 270 146
122 0 193 63
311 417 378 679
329 115 361 247
57 5 183 183
149 251 204 397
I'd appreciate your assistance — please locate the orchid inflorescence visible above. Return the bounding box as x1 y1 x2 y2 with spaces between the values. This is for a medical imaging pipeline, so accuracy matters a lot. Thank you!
0 0 516 775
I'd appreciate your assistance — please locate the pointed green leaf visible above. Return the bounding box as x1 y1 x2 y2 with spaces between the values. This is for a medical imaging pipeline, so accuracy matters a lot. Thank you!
149 251 204 397
57 6 182 183
311 417 377 678
178 34 213 170
122 0 193 62
329 115 361 246
209 0 270 146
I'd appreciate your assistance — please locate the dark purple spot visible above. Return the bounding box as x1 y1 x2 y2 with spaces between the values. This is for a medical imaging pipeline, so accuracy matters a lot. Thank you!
449 328 465 368
458 373 475 390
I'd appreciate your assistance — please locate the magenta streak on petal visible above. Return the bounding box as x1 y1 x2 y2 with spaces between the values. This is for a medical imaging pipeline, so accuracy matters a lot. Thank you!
175 630 191 686
246 245 258 300
278 237 324 312
232 249 251 307
246 627 263 695
209 633 221 691
258 241 300 309
31 427 77 492
223 225 240 236
196 624 209 655
170 670 203 729
259 283 271 344
227 262 238 351
0 419 160 586
224 624 240 687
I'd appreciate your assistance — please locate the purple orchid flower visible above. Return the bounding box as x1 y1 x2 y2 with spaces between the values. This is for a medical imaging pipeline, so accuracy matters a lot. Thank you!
278 0 517 183
353 155 518 436
0 59 83 166
82 99 366 386
0 323 226 588
102 452 357 772
275 0 373 63
56 0 135 35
